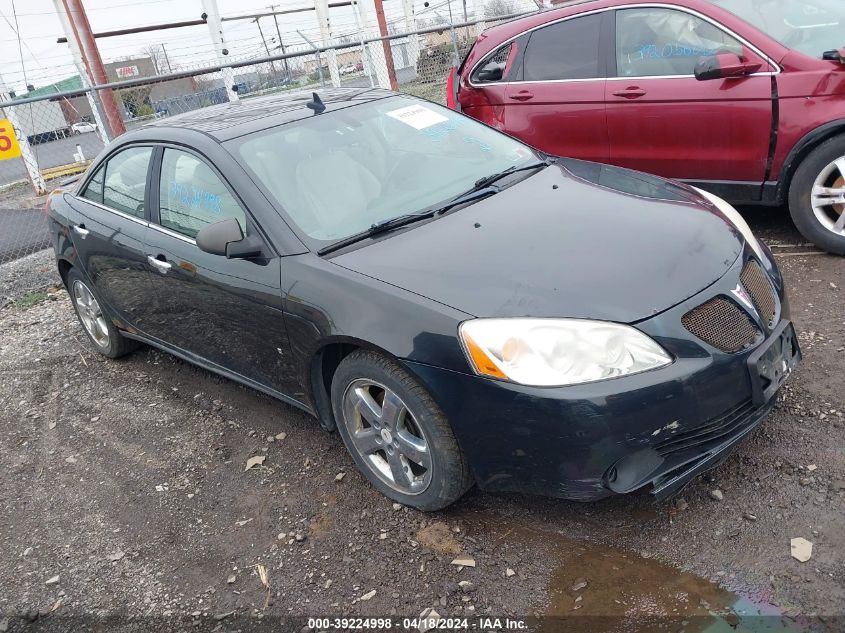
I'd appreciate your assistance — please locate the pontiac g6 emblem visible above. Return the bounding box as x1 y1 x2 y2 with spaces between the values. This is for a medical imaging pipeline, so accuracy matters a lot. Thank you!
731 284 756 314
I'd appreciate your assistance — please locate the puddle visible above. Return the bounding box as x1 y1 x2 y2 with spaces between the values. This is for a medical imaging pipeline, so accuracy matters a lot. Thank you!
460 515 816 633
542 536 801 633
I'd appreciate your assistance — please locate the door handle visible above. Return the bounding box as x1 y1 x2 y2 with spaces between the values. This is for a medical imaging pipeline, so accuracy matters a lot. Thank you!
72 224 90 239
509 90 534 101
147 255 172 274
612 87 646 99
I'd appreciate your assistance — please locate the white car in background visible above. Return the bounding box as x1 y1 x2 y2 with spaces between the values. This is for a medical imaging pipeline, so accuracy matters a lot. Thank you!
339 64 357 75
71 121 97 135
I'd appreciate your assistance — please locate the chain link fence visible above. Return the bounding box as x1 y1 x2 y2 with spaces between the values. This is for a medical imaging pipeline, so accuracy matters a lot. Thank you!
0 2 540 286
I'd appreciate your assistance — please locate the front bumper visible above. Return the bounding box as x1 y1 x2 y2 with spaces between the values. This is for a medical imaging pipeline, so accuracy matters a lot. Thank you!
403 245 801 501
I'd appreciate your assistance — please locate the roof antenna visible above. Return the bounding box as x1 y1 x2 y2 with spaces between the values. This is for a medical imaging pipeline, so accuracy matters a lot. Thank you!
306 92 326 115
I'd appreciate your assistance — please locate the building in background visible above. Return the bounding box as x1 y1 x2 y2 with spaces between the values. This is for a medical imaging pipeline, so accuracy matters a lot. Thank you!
10 56 198 141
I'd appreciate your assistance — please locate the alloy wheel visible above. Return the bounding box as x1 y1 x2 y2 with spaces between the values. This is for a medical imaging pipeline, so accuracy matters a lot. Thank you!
341 379 432 495
72 280 110 348
811 155 845 236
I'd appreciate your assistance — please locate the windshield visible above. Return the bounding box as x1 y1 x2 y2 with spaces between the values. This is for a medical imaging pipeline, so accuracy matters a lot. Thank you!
230 95 536 246
709 0 845 57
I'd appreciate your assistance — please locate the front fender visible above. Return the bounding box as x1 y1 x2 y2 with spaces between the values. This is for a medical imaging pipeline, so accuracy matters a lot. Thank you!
773 117 845 202
281 252 472 404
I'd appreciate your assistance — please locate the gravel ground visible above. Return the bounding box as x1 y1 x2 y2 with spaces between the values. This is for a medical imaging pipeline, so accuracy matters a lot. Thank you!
0 250 58 309
0 207 843 632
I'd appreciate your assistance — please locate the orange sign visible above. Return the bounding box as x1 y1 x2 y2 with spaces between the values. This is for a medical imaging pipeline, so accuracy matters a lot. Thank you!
0 118 22 160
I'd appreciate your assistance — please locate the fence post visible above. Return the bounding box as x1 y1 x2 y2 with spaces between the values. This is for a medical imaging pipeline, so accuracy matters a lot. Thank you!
445 0 461 66
201 0 239 103
314 0 342 87
402 0 420 69
62 0 126 138
297 31 326 87
356 0 393 89
0 75 47 196
52 0 110 144
352 1 376 88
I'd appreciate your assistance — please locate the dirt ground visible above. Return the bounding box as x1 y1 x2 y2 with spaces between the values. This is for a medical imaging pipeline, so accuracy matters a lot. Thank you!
0 206 843 632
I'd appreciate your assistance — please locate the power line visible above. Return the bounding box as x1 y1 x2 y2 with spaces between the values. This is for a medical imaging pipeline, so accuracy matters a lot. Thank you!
9 0 29 87
4 0 184 17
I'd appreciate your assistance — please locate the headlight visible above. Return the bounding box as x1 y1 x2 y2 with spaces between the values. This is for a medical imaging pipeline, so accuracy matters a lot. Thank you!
459 318 672 387
694 188 765 261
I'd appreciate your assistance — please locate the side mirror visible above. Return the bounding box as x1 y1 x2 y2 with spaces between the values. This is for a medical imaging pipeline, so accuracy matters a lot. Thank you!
476 62 504 82
196 218 263 259
695 53 762 81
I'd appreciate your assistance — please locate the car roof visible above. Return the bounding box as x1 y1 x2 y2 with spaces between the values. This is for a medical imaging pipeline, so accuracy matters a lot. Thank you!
137 86 396 142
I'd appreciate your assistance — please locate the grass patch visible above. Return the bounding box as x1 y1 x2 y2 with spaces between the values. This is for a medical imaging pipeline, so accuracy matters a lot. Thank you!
400 80 447 105
13 291 49 309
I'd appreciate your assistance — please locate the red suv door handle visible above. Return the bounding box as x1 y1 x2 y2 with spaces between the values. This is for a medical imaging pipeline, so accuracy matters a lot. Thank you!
509 90 534 101
612 87 647 99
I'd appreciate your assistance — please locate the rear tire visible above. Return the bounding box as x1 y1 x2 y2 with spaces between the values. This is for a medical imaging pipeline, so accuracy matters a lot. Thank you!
788 135 845 255
67 268 139 359
330 350 473 511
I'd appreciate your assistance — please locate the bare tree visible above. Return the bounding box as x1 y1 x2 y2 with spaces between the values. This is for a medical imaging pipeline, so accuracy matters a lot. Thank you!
484 0 518 18
336 33 359 45
141 45 164 75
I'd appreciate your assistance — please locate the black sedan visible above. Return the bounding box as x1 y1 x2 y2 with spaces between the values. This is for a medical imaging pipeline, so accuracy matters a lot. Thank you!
47 88 800 510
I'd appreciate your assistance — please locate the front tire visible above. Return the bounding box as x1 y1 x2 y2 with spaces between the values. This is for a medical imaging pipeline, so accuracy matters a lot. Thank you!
330 350 473 511
788 135 845 255
67 268 138 358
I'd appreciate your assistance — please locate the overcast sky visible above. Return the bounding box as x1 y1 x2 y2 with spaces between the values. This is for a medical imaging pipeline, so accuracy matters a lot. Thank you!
0 0 499 93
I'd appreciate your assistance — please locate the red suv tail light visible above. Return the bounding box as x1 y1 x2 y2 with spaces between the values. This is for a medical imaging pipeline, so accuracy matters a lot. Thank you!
446 67 459 111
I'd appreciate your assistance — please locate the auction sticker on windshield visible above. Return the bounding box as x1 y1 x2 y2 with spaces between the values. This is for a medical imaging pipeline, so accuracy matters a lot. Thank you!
0 119 22 161
386 104 449 129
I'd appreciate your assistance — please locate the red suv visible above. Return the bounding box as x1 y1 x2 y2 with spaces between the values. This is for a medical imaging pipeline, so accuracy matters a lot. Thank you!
449 0 845 254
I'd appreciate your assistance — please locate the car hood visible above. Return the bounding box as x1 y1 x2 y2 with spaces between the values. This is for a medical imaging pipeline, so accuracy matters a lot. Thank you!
331 159 744 323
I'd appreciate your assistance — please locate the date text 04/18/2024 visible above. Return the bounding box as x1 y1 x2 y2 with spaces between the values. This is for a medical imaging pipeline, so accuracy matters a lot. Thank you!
305 617 528 630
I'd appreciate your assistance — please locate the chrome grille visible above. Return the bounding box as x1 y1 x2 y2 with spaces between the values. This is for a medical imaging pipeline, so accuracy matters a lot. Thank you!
741 259 777 327
681 297 759 353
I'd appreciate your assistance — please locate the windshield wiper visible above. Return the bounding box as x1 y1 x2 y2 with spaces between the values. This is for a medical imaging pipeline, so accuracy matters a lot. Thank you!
471 159 552 191
317 186 502 256
317 211 438 256
317 160 552 256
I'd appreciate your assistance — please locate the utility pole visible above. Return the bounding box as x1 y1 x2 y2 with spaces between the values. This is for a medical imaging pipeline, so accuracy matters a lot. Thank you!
254 18 278 79
372 0 398 89
0 70 48 195
200 0 239 103
62 0 126 137
267 5 290 79
160 43 173 73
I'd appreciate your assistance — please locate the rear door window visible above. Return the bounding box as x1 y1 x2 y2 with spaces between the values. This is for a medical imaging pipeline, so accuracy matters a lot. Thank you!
101 146 153 218
522 13 603 81
157 148 247 239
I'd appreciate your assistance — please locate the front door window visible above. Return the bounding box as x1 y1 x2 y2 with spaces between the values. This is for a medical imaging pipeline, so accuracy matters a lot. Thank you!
616 8 744 77
158 148 247 239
